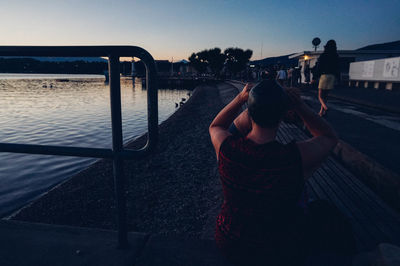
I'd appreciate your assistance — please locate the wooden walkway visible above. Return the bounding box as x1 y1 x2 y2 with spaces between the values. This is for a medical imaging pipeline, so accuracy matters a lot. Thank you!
226 81 400 252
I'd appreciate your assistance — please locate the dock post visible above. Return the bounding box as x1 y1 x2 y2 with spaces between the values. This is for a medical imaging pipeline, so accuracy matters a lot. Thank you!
109 55 129 248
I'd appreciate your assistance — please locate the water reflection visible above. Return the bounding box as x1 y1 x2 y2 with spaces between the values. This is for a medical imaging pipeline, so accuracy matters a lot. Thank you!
0 75 190 216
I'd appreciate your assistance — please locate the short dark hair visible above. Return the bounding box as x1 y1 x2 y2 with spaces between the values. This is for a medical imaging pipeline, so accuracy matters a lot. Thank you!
324 39 337 53
247 80 289 128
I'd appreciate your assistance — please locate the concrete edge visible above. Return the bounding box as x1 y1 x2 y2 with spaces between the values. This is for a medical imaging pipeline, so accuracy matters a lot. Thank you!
0 219 145 235
134 234 231 266
0 219 150 266
0 219 231 266
332 140 400 211
302 87 400 114
329 93 400 114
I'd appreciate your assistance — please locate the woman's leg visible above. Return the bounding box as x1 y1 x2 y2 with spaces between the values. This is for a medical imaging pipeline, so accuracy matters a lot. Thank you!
318 106 324 116
322 90 330 116
318 89 328 116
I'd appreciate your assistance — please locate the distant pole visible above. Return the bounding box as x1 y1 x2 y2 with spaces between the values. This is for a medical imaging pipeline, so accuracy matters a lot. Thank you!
260 41 263 60
171 57 173 77
131 58 135 77
312 37 321 52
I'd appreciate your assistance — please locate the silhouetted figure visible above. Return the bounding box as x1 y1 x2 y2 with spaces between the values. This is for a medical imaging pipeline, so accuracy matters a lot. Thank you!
287 67 294 87
292 66 301 87
275 66 287 87
310 61 320 88
260 70 267 80
304 63 310 84
316 39 340 116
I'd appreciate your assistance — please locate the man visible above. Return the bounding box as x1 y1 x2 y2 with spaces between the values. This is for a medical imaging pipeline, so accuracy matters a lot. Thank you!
209 80 355 265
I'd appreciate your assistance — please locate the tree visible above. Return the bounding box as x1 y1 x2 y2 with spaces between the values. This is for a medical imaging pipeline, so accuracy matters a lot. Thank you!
189 47 252 78
188 52 208 74
188 48 226 77
224 48 253 77
203 48 226 77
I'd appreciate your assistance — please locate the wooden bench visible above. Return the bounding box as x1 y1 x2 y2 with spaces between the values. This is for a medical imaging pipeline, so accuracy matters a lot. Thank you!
277 122 400 251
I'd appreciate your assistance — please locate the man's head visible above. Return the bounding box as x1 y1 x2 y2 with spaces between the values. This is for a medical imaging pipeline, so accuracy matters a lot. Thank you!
247 80 289 128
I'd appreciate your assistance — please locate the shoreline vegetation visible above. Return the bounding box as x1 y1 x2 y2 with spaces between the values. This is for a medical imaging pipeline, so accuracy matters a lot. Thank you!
0 58 108 75
11 83 224 238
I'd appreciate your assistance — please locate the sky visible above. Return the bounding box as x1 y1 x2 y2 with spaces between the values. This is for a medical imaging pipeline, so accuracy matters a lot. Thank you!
1 0 399 61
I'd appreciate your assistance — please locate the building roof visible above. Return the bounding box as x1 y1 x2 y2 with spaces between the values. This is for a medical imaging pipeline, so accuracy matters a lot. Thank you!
289 50 400 59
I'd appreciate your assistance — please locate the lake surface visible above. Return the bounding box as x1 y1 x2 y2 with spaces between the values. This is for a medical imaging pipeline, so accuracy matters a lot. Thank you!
0 74 190 216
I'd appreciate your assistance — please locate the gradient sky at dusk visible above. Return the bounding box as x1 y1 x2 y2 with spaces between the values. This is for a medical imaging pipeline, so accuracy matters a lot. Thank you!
1 0 399 60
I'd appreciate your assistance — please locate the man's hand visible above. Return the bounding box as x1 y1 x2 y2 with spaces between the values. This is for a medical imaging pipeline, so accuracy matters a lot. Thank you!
209 82 253 160
233 109 252 136
238 83 253 103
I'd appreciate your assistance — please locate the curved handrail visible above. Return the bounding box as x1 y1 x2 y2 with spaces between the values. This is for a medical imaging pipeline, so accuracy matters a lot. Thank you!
0 45 159 159
0 45 159 248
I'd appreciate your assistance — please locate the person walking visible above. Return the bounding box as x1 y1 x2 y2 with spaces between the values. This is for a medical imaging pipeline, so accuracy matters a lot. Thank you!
293 66 301 86
287 67 294 87
304 63 310 84
316 40 340 116
275 66 287 87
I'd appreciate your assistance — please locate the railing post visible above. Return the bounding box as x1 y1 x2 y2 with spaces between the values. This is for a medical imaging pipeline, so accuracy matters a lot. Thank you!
109 55 128 248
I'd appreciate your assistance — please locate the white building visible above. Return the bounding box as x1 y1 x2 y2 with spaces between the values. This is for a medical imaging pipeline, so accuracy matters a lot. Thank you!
289 50 400 84
349 56 400 90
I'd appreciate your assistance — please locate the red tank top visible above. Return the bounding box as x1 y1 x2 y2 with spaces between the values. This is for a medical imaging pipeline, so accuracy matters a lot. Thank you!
216 135 304 246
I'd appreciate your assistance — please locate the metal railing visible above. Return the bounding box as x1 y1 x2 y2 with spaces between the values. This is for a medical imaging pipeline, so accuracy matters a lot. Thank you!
0 46 159 248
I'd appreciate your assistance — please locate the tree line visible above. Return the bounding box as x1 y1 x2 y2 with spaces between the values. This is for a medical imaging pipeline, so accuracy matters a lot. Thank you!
188 47 253 77
0 58 108 74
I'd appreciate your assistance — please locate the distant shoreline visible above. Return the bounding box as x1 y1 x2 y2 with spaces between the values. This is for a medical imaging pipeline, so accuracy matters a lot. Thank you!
0 73 105 79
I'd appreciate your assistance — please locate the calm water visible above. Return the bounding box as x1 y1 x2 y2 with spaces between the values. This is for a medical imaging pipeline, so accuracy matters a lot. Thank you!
0 74 190 216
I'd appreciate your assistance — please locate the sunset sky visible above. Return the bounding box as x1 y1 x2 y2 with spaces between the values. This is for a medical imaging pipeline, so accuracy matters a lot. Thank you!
1 0 399 60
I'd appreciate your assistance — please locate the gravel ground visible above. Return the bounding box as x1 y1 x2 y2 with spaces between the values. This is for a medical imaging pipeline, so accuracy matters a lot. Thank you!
12 84 224 238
